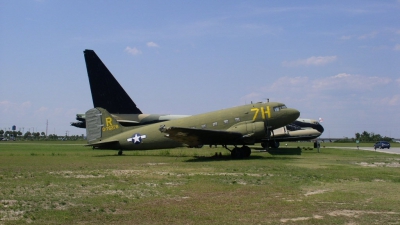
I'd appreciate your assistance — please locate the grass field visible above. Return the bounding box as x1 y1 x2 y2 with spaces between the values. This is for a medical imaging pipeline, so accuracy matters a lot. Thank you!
0 141 399 224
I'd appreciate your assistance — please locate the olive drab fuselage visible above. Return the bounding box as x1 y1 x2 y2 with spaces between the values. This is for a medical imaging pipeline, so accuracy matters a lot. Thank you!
87 102 300 150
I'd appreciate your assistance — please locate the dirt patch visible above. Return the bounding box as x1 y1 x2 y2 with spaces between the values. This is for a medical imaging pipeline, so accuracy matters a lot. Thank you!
0 210 25 222
0 200 18 207
304 189 329 196
111 170 146 176
328 210 398 218
75 174 105 178
188 172 264 177
281 215 323 223
48 170 105 178
356 162 400 167
145 163 168 166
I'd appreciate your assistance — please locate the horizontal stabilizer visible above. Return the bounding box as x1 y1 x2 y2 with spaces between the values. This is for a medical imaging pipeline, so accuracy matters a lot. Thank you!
86 140 121 149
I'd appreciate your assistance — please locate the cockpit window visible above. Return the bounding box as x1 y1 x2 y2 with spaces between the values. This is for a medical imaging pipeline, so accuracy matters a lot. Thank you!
273 105 287 112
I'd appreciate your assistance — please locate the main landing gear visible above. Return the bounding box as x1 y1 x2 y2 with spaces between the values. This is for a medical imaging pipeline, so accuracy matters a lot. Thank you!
224 145 251 159
118 150 123 156
261 141 280 149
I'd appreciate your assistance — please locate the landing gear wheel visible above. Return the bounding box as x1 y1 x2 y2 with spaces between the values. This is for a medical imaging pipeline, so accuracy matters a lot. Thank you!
231 147 243 159
271 141 280 149
118 150 123 156
261 142 269 150
242 146 251 158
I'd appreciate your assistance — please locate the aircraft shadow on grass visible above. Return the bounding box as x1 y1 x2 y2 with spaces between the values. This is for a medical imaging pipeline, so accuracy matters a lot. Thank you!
92 147 303 162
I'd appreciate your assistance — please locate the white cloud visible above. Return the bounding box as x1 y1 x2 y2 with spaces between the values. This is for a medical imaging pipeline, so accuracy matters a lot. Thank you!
34 106 48 116
396 78 400 86
394 44 400 51
0 101 32 114
240 92 261 104
312 73 391 91
340 35 352 40
147 42 159 47
245 73 393 109
124 46 142 55
282 56 337 67
379 95 400 106
269 76 309 91
358 31 378 40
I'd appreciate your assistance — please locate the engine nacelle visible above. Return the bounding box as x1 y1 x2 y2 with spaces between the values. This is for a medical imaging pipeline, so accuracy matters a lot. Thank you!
227 121 266 138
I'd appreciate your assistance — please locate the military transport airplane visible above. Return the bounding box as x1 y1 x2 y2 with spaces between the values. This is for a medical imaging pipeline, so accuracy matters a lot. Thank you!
72 49 323 149
86 101 300 158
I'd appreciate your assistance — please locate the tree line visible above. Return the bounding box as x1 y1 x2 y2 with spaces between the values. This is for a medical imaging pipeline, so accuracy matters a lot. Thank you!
337 131 393 143
0 130 84 141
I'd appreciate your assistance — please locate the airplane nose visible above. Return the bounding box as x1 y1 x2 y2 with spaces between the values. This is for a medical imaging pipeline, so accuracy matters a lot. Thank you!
288 108 300 122
316 123 324 133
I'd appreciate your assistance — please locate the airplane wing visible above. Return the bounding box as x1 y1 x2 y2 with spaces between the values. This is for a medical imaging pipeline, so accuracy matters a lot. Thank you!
162 127 251 147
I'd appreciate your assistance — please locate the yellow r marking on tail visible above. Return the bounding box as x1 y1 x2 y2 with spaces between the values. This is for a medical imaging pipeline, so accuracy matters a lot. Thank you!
106 117 113 127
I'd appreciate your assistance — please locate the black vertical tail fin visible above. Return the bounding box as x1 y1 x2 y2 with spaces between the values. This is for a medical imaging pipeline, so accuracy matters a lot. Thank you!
83 49 142 114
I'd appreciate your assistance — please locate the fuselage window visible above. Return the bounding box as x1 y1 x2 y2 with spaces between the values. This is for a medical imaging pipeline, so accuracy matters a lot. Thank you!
201 124 206 129
224 120 229 124
212 122 218 126
235 118 240 122
273 107 280 112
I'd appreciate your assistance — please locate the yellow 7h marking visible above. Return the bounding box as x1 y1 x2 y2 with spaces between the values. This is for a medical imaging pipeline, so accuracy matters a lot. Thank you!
251 106 271 121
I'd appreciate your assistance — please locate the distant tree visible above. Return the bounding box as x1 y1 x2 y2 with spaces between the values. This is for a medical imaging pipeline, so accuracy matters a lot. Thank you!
48 134 58 140
23 131 31 139
41 132 46 137
33 132 40 139
0 130 4 137
361 131 370 142
353 131 393 142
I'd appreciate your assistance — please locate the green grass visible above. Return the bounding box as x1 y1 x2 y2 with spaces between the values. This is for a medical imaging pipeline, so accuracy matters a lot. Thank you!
0 142 399 224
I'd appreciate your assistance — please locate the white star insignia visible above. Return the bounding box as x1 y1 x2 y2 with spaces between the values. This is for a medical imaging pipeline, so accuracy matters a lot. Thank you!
127 133 147 144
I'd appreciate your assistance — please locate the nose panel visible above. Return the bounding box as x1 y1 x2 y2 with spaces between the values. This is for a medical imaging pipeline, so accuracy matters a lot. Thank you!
315 124 324 133
272 108 300 128
288 108 300 122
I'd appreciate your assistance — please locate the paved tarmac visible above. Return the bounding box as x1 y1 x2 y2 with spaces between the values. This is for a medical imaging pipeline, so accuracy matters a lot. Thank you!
332 147 400 155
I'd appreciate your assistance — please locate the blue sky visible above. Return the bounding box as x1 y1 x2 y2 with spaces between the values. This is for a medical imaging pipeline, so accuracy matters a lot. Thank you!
1 1 399 139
